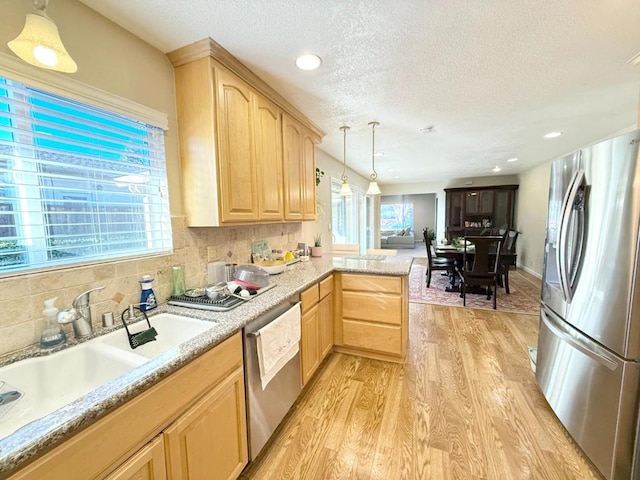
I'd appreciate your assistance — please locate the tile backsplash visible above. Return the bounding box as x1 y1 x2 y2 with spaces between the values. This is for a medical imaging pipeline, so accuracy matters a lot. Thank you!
0 216 302 356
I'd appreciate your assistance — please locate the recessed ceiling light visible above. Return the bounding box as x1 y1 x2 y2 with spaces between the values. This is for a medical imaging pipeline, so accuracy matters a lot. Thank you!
507 157 518 162
418 126 436 134
492 166 502 173
544 131 563 139
374 151 385 157
295 54 322 71
393 176 400 179
387 168 395 173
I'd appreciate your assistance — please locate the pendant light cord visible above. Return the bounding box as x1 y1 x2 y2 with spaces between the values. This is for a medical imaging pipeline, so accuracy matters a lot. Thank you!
368 121 379 181
340 125 350 182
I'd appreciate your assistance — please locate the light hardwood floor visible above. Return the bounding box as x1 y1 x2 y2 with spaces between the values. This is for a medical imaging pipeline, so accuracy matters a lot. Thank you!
241 302 603 480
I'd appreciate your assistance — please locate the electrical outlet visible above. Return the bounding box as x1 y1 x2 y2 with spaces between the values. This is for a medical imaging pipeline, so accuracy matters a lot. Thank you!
207 246 219 261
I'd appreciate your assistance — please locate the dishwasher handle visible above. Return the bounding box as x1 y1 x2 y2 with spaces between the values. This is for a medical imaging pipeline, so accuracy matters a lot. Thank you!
245 300 301 338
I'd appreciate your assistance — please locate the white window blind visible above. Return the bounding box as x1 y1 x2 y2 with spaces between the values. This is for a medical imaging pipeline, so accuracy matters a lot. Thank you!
0 75 172 275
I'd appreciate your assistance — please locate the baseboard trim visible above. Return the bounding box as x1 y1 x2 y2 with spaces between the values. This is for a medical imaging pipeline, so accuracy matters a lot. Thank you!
518 263 542 279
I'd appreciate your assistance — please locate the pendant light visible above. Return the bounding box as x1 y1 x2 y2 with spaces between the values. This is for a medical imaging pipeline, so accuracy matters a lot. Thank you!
366 121 382 195
8 0 77 73
339 126 352 196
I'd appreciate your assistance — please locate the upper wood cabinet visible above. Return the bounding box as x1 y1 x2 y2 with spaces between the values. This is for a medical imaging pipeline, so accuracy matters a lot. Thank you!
283 114 317 221
169 39 324 226
444 185 518 240
255 95 284 220
215 67 260 222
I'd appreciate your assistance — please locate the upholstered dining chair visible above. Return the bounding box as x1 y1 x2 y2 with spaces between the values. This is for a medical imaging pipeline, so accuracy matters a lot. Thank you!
460 236 503 309
499 230 519 294
332 244 360 255
424 231 455 288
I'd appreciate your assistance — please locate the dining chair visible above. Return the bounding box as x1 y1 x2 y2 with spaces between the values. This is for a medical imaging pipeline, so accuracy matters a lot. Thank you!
460 235 503 309
332 244 360 255
499 230 519 293
424 231 455 288
366 248 397 256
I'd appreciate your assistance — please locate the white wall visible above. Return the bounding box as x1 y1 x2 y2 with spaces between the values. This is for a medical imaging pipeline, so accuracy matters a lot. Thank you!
515 162 550 276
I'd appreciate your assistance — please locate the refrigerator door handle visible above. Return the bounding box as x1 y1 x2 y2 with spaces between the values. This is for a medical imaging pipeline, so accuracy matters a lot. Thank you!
557 167 585 303
541 307 618 371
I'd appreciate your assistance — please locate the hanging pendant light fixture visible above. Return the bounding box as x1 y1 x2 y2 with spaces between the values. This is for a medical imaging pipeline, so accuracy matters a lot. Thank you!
366 121 382 195
339 125 352 196
8 0 77 73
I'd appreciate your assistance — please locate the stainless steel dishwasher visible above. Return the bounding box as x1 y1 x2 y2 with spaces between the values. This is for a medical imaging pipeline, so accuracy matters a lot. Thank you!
243 296 302 461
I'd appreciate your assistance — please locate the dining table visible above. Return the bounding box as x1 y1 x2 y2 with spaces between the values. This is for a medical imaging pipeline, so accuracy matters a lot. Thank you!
434 245 517 293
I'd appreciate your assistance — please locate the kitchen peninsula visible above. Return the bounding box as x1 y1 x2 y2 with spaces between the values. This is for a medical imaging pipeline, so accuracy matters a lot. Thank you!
0 255 412 480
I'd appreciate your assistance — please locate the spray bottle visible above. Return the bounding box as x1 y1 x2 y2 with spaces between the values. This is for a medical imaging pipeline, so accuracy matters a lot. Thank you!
139 275 157 312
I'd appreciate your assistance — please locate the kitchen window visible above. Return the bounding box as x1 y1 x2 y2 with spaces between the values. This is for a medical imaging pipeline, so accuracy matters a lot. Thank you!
0 74 171 275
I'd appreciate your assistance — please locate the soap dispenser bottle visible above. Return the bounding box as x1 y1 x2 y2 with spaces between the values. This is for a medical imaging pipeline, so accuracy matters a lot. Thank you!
139 275 157 312
40 297 67 348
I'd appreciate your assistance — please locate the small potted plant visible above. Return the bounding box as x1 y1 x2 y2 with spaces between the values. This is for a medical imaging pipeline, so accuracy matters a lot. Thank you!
311 233 323 257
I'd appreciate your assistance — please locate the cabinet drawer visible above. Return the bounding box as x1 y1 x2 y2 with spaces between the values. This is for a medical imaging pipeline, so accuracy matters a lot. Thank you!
301 284 319 312
341 274 401 294
319 275 333 299
342 320 402 356
342 291 402 325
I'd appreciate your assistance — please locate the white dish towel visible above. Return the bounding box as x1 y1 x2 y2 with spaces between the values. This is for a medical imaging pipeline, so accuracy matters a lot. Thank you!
256 302 301 390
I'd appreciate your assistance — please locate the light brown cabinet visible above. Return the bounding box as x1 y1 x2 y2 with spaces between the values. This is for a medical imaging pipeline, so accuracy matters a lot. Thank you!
283 114 317 221
300 304 320 386
215 67 260 222
334 273 408 363
9 333 248 480
104 436 167 480
164 367 247 480
169 39 323 226
300 275 333 386
255 95 284 220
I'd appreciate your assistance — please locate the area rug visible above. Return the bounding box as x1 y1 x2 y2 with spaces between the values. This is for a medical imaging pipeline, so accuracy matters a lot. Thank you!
409 258 541 314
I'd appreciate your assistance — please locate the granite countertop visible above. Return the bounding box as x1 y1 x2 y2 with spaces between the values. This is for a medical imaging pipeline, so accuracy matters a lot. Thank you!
0 254 412 476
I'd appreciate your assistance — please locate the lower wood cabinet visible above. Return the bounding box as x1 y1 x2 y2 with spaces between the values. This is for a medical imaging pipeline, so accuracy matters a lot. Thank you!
9 333 248 480
164 367 247 480
300 304 320 386
334 273 408 363
300 275 334 386
104 436 167 480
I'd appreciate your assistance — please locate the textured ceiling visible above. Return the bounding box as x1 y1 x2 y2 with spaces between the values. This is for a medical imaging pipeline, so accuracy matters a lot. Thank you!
78 0 640 186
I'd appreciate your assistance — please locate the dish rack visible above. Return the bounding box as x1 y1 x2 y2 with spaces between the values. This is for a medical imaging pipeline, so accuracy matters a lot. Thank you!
168 283 276 311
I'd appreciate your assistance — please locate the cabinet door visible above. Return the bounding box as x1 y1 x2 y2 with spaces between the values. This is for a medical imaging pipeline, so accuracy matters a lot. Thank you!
494 189 513 230
215 68 259 223
479 190 494 214
465 191 479 213
255 95 284 221
302 131 317 220
282 114 304 220
164 367 248 480
300 304 320 386
318 292 333 360
104 436 167 480
446 191 464 228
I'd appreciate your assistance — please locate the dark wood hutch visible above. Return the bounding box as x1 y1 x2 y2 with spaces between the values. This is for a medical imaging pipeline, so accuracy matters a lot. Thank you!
444 185 518 241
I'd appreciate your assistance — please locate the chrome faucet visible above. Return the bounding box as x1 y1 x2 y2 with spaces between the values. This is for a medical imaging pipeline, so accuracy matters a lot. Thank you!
57 286 105 338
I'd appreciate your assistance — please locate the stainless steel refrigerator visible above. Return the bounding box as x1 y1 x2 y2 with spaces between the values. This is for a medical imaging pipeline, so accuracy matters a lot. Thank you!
536 129 640 480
